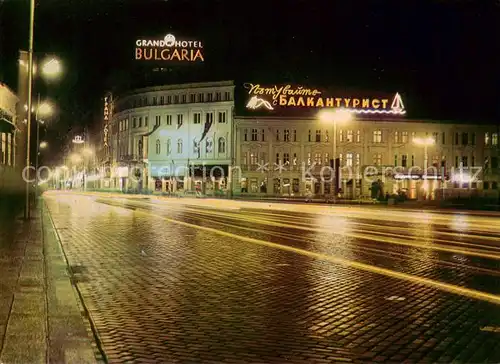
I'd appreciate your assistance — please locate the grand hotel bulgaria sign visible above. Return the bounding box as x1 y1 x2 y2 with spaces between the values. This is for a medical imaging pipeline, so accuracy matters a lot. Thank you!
244 83 406 115
135 33 204 62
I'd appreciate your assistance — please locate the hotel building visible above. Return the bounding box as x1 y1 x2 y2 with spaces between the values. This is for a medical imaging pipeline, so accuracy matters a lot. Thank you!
235 116 500 199
106 81 235 193
102 81 499 200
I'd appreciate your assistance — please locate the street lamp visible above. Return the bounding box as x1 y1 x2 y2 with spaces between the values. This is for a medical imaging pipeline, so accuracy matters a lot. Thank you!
413 136 435 173
318 108 354 195
39 141 48 149
41 58 62 79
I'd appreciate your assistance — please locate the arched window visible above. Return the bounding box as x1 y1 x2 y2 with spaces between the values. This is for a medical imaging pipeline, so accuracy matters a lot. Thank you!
177 138 183 154
138 140 143 157
218 137 226 154
166 138 171 156
155 139 161 155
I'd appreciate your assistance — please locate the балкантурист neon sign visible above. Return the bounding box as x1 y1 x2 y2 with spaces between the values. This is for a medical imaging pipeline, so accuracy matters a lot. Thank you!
135 33 204 62
244 83 405 115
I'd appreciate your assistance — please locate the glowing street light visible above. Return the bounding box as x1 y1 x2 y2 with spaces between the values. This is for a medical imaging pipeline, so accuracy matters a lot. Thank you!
39 141 48 149
41 58 62 78
72 135 85 144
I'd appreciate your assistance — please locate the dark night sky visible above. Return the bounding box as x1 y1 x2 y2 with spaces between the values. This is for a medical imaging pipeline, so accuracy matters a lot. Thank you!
1 0 499 154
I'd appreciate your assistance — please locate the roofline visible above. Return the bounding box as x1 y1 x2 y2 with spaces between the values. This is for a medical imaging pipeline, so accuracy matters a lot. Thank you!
114 80 235 101
234 115 492 125
0 82 19 102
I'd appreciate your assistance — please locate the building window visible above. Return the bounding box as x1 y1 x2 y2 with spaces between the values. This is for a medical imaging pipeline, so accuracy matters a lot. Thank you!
402 155 408 167
432 132 438 143
251 129 258 141
283 153 290 165
394 154 398 166
138 117 142 127
284 129 290 142
207 93 213 102
462 133 468 146
224 91 231 101
454 133 459 145
182 94 187 103
394 131 400 143
177 139 183 154
166 139 171 155
193 139 199 154
411 155 415 167
442 132 446 145
177 114 183 128
293 130 297 142
356 130 361 143
492 157 498 168
325 130 329 142
215 92 221 101
346 153 353 167
373 130 382 143
145 116 148 126
244 129 248 142
472 154 475 167
293 153 298 166
308 130 312 142
167 95 172 104
189 94 195 103
152 96 157 105
315 130 321 142
155 115 161 126
218 137 226 154
166 115 172 126
206 112 214 124
493 133 499 146
339 130 344 142
462 156 468 167
314 153 321 165
276 153 280 165
133 118 137 128
276 130 280 141
198 93 204 102
218 111 226 123
471 133 476 145
206 138 213 153
324 153 329 166
261 129 265 142
346 130 353 143
372 153 382 166
193 113 201 124
455 156 459 168
160 96 165 105
155 139 161 155
485 132 490 145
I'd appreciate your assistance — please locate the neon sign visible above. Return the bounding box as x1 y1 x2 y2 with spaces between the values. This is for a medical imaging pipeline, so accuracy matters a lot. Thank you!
135 33 204 62
103 94 110 148
244 83 406 115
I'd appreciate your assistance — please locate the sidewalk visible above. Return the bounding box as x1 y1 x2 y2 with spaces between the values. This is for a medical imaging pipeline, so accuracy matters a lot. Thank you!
0 200 98 363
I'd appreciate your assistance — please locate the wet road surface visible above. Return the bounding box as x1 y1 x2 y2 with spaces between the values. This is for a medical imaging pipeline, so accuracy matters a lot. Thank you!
43 192 500 363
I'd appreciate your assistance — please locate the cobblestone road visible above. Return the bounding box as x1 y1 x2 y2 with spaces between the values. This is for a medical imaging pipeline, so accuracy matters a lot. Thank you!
44 192 500 363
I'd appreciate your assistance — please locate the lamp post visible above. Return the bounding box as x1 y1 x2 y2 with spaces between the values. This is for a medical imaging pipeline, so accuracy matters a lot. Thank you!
21 52 62 218
318 109 353 196
413 136 435 199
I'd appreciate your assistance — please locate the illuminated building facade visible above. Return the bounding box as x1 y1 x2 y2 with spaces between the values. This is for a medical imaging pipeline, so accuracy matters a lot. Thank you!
108 81 235 192
0 83 17 166
234 116 500 199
